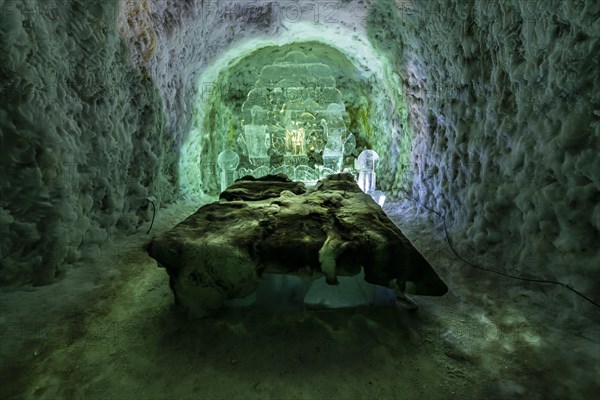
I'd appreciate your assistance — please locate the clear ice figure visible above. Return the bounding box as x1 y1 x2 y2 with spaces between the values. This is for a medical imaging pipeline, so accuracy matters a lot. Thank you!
344 133 356 155
281 114 309 168
357 150 379 193
238 51 354 182
243 106 270 167
295 165 319 185
283 112 306 156
244 124 270 166
321 103 350 173
322 148 343 172
217 150 240 192
321 119 343 172
370 190 386 207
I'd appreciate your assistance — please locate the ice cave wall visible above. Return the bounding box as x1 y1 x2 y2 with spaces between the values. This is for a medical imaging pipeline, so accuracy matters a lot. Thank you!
367 0 599 290
0 0 598 292
0 0 282 285
1 0 176 285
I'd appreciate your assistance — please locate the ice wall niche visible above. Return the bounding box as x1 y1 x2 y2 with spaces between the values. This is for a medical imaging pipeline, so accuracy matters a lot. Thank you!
180 36 402 198
236 51 356 185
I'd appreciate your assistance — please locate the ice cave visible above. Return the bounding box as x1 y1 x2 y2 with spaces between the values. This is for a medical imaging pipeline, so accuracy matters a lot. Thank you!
0 0 599 399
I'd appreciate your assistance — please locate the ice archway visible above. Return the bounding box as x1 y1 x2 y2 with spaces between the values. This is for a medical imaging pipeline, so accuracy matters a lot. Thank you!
179 22 412 197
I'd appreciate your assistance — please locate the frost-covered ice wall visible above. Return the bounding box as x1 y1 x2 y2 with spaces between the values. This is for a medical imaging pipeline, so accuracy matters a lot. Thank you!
0 0 174 285
367 0 599 289
0 0 281 286
1 0 598 291
116 0 279 151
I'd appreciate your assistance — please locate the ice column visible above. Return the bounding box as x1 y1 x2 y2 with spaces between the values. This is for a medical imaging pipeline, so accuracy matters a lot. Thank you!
357 150 379 193
217 150 240 192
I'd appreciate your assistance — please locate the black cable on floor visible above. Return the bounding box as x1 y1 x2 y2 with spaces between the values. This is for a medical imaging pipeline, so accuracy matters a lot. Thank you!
146 200 156 235
398 189 600 310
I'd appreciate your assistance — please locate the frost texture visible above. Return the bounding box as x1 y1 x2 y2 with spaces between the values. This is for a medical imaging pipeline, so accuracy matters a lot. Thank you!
1 0 598 291
0 0 178 284
367 0 600 287
0 0 281 285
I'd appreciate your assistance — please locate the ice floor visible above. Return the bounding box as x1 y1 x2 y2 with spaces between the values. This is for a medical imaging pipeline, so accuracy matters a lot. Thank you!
1 197 598 400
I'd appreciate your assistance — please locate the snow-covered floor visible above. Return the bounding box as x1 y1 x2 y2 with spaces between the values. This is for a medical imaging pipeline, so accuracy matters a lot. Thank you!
1 197 598 400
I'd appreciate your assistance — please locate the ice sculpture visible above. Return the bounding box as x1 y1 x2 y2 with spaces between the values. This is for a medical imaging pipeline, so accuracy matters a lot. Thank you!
243 124 269 166
285 120 306 156
238 165 270 179
283 115 309 168
237 51 354 181
344 133 356 155
217 150 240 192
271 165 295 179
357 150 379 193
243 105 270 167
370 190 387 207
295 165 320 184
322 103 351 172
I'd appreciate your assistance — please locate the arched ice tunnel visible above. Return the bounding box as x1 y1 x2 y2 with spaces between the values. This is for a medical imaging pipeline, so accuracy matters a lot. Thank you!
0 1 599 399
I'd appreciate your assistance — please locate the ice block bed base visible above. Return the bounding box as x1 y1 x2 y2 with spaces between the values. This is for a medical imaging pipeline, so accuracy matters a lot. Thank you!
147 173 448 318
